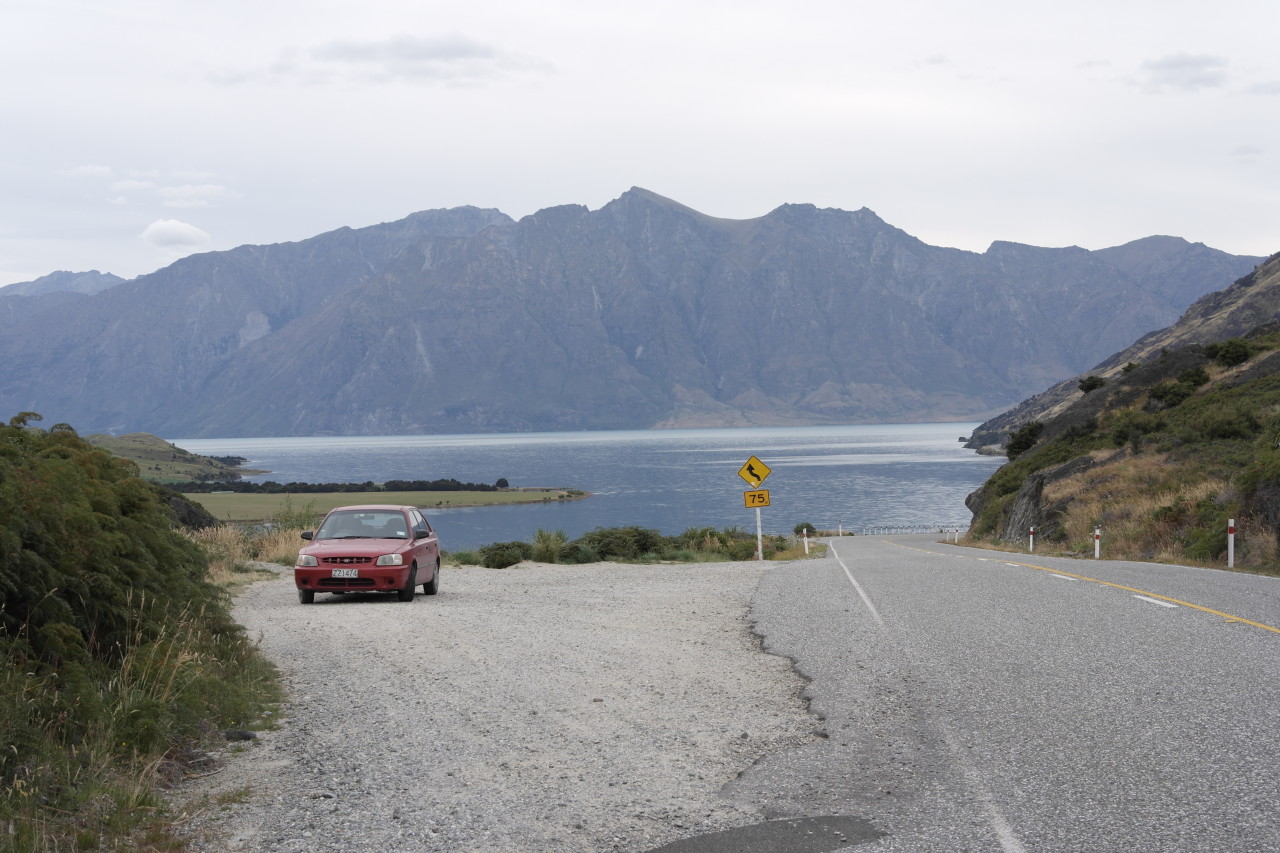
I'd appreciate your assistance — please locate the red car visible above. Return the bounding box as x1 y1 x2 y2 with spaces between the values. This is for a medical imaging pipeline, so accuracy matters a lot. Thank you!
294 505 441 604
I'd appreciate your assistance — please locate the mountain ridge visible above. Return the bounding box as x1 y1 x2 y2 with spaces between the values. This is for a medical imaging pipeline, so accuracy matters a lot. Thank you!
0 188 1264 437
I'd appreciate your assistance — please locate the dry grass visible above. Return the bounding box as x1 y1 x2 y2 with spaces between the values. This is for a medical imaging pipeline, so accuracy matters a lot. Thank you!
1011 449 1265 569
185 524 303 588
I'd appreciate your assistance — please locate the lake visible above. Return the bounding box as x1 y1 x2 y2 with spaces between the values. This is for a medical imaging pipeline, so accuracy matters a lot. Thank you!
171 423 1006 550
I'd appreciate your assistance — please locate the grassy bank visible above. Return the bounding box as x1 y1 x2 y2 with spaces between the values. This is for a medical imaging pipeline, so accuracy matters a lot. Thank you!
183 488 588 523
1 416 282 852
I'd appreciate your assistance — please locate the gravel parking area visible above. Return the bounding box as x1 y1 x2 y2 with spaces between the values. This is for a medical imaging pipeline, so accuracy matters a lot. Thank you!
177 561 815 852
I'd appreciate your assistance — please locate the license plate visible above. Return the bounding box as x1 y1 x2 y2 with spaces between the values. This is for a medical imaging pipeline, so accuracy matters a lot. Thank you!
331 568 359 578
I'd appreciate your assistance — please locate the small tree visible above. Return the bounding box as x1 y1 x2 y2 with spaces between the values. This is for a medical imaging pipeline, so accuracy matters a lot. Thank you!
1006 422 1044 460
1078 375 1106 394
794 522 817 537
1214 338 1251 367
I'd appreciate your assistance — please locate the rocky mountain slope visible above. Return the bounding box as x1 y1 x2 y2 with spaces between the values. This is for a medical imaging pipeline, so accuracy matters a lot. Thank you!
0 188 1262 437
967 251 1280 451
963 252 1280 571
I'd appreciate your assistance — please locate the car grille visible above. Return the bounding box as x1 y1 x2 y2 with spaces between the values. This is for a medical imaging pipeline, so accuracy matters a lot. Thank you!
320 556 373 565
318 577 376 588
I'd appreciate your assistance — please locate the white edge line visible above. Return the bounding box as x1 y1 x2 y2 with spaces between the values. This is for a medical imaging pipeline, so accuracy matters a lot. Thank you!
1133 594 1179 608
830 541 884 626
1051 574 1077 581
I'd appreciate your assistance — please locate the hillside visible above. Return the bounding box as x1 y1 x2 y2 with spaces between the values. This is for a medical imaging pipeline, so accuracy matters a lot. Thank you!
964 254 1280 571
0 188 1261 437
83 431 262 483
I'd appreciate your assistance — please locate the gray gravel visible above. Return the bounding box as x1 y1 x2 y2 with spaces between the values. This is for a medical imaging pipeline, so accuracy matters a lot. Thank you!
176 561 816 852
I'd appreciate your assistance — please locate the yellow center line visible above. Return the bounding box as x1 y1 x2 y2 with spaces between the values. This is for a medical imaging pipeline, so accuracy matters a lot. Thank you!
886 541 1280 637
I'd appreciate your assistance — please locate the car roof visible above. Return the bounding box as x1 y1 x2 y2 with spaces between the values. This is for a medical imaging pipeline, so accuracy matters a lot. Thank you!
324 505 416 513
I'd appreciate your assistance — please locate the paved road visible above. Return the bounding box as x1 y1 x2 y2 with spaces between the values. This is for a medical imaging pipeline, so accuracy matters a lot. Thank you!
730 535 1280 853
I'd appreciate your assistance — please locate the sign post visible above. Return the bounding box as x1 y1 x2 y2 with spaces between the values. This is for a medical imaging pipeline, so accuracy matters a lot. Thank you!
738 456 772 560
1029 526 1036 553
1094 527 1101 559
1228 519 1235 568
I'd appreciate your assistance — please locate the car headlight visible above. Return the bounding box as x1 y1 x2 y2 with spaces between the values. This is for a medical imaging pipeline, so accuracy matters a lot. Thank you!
297 554 318 566
376 553 404 566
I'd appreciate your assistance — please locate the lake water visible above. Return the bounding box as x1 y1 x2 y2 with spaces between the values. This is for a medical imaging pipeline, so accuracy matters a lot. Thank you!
171 423 1006 550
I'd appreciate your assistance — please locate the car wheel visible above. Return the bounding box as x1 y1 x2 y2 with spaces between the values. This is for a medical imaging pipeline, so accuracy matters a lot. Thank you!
423 559 440 595
397 563 417 602
298 588 315 604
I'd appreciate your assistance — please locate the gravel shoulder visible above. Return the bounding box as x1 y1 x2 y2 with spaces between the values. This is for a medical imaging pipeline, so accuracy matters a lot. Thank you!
176 560 816 852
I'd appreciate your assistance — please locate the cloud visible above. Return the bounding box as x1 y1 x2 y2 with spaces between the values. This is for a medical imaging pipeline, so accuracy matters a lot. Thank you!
139 219 213 250
1247 80 1280 95
156 184 234 208
111 179 157 193
214 32 551 86
312 33 552 82
60 164 114 178
1137 53 1228 93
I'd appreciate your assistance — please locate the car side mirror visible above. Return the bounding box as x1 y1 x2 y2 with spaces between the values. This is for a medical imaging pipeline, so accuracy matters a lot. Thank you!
300 531 314 540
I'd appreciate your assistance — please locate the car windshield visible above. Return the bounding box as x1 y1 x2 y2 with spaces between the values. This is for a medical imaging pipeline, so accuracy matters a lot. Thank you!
315 511 409 540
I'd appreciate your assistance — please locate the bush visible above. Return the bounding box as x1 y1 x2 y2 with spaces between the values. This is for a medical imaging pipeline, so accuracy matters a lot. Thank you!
0 413 279 848
1006 422 1044 460
1207 338 1251 367
1109 409 1167 449
794 522 817 537
477 541 532 569
531 528 568 563
573 526 668 560
556 542 600 564
1078 375 1106 393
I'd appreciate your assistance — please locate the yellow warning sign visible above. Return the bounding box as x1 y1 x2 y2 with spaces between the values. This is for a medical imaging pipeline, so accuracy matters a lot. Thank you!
738 456 771 488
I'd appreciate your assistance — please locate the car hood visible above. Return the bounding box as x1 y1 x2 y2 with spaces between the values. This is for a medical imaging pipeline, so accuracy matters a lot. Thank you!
301 538 408 557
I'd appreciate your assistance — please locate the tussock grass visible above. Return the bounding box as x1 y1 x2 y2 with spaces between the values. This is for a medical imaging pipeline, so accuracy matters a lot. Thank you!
2 598 281 852
1003 448 1266 570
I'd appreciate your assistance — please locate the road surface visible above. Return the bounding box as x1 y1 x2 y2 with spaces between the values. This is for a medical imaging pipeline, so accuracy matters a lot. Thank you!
727 535 1280 852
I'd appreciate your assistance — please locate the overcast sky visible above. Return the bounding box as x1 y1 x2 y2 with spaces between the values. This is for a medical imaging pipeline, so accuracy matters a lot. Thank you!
2 0 1277 286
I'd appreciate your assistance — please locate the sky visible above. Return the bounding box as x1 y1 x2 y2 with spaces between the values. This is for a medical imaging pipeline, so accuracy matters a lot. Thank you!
2 0 1277 286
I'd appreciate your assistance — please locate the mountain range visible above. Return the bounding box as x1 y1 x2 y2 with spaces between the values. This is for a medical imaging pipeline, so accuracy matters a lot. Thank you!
0 188 1264 437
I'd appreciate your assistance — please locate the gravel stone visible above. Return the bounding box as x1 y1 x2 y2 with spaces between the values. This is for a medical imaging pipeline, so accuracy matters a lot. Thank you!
175 561 815 852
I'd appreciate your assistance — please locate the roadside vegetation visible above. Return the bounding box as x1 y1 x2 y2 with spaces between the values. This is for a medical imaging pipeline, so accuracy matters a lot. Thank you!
446 524 825 568
1 414 281 852
966 327 1280 574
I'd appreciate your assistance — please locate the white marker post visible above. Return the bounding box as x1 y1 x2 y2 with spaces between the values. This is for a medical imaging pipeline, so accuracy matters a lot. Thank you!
1029 526 1036 553
1228 518 1235 568
1094 527 1101 559
803 527 810 554
756 506 764 560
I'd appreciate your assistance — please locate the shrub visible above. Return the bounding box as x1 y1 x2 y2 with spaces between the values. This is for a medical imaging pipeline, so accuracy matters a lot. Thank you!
573 526 667 560
477 541 533 569
1006 422 1044 460
1078 375 1106 393
1209 338 1251 367
0 413 279 848
1109 409 1166 449
531 528 568 563
1179 405 1260 442
794 522 817 536
556 542 600 564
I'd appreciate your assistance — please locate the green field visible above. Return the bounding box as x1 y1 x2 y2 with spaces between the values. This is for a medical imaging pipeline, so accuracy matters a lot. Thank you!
184 488 588 522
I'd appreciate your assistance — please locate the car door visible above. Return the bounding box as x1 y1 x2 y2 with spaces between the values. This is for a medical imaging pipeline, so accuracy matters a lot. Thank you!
410 509 438 572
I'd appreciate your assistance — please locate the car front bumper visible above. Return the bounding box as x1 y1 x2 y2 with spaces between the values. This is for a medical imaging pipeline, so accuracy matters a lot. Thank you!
294 565 411 593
